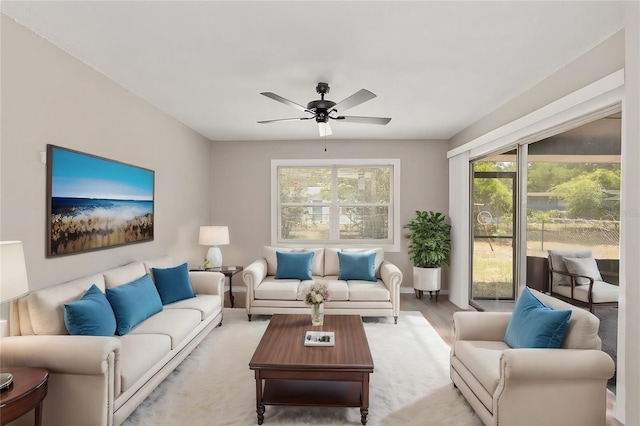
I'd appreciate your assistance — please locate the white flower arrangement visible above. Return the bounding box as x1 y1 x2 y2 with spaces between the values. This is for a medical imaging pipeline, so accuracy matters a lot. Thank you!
304 283 332 306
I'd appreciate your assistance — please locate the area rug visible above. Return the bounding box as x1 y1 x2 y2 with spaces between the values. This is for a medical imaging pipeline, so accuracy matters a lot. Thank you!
123 309 481 426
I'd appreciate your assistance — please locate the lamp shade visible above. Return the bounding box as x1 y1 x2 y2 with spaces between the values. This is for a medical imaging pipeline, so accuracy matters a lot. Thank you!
199 226 230 246
0 241 30 303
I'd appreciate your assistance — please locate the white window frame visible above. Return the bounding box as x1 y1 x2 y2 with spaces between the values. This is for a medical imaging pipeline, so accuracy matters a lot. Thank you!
271 159 401 252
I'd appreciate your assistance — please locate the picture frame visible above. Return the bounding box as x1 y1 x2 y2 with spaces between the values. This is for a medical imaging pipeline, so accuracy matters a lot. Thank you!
46 144 155 257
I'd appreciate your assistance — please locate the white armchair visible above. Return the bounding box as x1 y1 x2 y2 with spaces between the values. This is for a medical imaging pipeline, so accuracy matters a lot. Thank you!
450 288 615 426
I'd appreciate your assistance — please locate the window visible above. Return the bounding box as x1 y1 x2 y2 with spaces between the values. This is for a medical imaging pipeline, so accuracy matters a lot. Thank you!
272 159 400 251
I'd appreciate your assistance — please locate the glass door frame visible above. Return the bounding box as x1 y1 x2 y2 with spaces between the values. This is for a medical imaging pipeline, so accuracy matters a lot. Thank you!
469 150 527 302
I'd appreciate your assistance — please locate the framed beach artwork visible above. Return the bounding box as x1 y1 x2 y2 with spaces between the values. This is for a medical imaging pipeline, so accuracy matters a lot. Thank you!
46 144 155 257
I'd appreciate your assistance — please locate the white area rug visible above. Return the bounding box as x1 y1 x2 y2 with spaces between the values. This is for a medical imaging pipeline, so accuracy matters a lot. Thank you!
123 309 481 425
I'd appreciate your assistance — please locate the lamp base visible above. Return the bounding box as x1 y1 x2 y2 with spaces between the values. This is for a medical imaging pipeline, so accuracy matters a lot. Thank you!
206 246 223 268
0 373 13 391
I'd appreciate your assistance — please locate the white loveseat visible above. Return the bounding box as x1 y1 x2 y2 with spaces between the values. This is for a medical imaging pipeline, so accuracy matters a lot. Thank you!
1 256 224 426
450 288 615 426
242 247 403 323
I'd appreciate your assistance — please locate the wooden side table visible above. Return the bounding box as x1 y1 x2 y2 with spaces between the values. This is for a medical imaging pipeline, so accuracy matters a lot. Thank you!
194 266 244 308
0 367 49 426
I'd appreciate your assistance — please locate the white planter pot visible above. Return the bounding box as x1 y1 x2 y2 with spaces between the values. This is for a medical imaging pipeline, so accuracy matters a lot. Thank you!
413 267 442 301
413 267 441 291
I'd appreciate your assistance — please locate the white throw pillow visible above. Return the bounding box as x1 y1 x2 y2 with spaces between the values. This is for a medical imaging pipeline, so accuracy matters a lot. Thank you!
562 257 603 285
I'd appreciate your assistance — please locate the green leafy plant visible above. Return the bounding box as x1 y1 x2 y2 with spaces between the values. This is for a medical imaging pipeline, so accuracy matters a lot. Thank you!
405 211 452 268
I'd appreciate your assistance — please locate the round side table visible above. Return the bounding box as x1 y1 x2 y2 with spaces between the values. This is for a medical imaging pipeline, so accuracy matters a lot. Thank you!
0 367 49 426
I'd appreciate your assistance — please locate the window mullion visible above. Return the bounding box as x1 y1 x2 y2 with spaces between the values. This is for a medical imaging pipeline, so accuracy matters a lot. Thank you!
330 166 339 240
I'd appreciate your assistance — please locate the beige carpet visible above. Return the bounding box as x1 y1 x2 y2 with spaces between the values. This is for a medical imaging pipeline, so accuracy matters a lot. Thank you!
123 309 481 426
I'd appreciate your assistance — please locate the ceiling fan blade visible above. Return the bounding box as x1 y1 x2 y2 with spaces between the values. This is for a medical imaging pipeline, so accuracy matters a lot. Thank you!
257 117 313 124
331 89 376 114
333 116 391 125
318 121 332 137
260 92 309 113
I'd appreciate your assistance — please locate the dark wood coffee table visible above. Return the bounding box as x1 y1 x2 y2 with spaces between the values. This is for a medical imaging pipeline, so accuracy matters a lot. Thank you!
249 314 374 425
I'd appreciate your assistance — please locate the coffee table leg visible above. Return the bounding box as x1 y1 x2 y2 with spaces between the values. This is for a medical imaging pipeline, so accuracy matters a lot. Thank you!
360 408 368 425
361 373 370 425
255 372 265 424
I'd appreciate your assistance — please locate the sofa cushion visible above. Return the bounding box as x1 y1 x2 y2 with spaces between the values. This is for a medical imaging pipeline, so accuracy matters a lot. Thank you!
106 274 163 335
530 289 602 349
255 278 301 300
504 287 571 349
103 262 147 288
118 334 171 393
143 255 174 278
549 249 592 286
562 256 603 284
152 263 196 305
263 246 324 276
337 251 376 282
27 273 106 335
297 279 350 301
64 284 116 336
275 251 313 280
348 280 390 301
128 309 202 349
163 294 222 320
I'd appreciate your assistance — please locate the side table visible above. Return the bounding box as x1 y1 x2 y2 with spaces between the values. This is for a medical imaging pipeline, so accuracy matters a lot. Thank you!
195 266 243 308
0 367 49 426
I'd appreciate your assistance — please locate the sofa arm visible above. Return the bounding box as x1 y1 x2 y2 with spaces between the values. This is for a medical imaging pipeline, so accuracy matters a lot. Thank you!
453 311 512 342
243 259 267 303
189 271 225 296
380 261 403 290
0 335 120 375
501 348 615 381
494 348 614 425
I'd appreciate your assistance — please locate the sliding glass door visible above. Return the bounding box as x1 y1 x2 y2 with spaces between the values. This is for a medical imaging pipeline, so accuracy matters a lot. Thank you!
471 151 517 300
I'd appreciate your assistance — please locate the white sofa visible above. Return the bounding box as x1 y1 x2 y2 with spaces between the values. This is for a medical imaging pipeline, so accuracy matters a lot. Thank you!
450 288 615 426
242 247 403 323
1 256 224 426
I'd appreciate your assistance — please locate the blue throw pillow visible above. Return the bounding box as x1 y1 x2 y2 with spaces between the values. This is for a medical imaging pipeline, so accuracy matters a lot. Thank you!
64 284 116 336
106 274 163 335
152 262 195 305
275 251 314 280
337 251 377 282
504 287 571 348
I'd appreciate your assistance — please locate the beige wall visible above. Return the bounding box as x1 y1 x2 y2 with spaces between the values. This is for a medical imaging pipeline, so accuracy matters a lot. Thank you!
0 15 212 292
209 139 449 289
449 30 625 150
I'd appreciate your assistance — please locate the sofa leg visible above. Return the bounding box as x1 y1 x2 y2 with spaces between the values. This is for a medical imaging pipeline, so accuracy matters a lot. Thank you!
248 314 252 322
394 316 398 324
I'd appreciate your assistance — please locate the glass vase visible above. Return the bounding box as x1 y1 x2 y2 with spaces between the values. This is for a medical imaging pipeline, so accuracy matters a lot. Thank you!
311 303 324 326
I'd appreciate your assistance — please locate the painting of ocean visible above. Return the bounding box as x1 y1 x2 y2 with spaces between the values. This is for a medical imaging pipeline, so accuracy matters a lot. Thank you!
47 145 154 256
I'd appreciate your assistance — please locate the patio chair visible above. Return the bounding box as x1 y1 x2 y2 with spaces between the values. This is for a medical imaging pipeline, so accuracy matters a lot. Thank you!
547 249 618 313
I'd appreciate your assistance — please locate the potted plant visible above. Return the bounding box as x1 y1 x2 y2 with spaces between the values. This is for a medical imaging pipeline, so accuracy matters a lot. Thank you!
405 210 452 301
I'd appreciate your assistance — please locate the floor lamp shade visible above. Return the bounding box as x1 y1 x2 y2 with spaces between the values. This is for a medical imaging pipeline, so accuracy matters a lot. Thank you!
1 241 30 303
0 241 30 390
199 226 229 268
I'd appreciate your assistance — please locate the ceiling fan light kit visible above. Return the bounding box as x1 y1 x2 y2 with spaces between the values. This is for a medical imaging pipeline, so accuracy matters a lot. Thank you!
258 82 391 136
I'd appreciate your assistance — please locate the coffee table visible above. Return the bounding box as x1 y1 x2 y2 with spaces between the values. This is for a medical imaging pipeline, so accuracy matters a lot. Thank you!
249 314 374 425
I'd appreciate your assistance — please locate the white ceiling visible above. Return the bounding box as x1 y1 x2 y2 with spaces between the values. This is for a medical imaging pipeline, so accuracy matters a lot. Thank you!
1 1 624 141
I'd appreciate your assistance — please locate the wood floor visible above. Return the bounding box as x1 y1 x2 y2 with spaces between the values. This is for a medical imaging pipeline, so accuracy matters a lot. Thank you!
399 292 472 346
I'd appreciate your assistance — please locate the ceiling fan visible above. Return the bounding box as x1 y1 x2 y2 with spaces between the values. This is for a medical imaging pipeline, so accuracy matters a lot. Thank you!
257 82 391 136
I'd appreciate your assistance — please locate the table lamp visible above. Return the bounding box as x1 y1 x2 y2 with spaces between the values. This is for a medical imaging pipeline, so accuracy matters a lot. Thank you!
0 241 30 390
199 226 229 268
